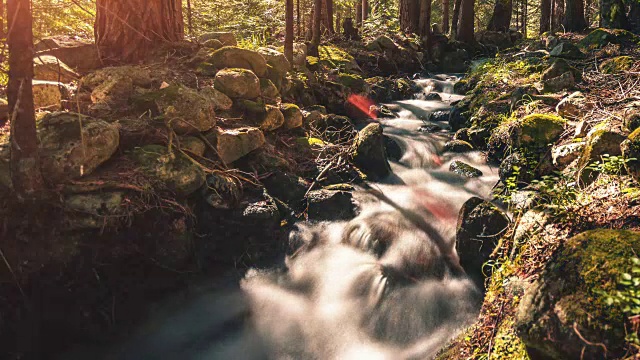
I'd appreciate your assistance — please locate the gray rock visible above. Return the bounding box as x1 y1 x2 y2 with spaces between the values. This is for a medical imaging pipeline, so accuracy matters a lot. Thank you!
258 47 291 75
33 55 79 82
157 85 216 135
281 103 303 129
306 189 355 221
549 42 586 59
552 142 585 168
180 136 206 157
201 86 233 111
214 68 261 99
208 127 265 164
543 72 575 93
444 140 473 153
556 91 590 119
576 129 626 185
205 46 268 77
449 161 483 178
33 80 68 109
203 39 224 50
35 36 101 73
64 191 125 229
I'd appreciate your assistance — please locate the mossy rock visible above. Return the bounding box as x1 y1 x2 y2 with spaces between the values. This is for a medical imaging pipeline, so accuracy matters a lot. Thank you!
203 39 224 50
280 103 303 129
337 73 367 93
623 109 640 132
576 129 626 185
599 56 634 74
542 59 582 82
449 160 483 178
238 99 284 131
257 47 291 75
516 229 640 359
214 68 261 99
131 144 205 196
204 46 268 77
489 114 566 159
549 42 586 59
621 128 640 183
156 85 216 135
444 140 473 153
349 122 391 180
579 28 640 50
318 46 360 72
260 78 280 101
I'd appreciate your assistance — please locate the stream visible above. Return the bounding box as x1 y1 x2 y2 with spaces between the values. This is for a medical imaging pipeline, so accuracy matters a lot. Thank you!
63 75 499 360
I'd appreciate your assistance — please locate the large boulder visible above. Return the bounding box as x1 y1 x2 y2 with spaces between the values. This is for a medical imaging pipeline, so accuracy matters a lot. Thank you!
281 103 303 129
475 31 514 49
33 55 79 82
202 39 224 50
542 59 581 83
198 32 237 46
258 47 291 75
349 123 391 180
132 145 205 196
441 49 469 73
214 68 261 99
155 85 216 135
64 191 126 230
489 114 566 159
207 127 265 164
34 36 101 73
444 140 473 153
623 108 640 132
579 28 640 50
456 197 510 288
549 42 585 59
38 112 119 182
260 78 280 101
200 86 233 111
576 129 626 184
449 161 483 178
621 128 640 183
83 65 153 109
516 229 640 359
32 80 67 109
205 46 268 77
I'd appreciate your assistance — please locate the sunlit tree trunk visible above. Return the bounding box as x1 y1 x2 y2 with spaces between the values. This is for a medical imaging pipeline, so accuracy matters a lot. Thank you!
540 0 551 33
443 0 450 34
323 0 334 33
7 0 44 196
450 0 462 37
456 0 474 42
285 0 294 64
487 0 513 31
599 0 627 29
419 0 432 37
94 0 184 64
0 0 5 39
186 0 193 34
310 0 322 56
563 0 586 31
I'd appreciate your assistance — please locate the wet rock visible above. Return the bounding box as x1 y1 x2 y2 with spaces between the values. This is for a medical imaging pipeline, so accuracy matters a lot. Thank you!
281 103 303 129
543 72 575 93
179 136 206 157
549 42 586 59
441 49 469 73
64 191 125 229
38 112 119 182
489 113 566 158
444 140 473 153
200 86 233 111
203 39 224 50
258 47 291 75
33 80 67 109
156 85 216 135
198 32 237 46
418 124 443 133
449 106 469 131
456 197 510 288
424 92 442 101
262 172 309 204
204 46 268 77
132 144 205 196
468 127 491 148
214 68 261 99
552 142 584 169
576 129 626 185
33 55 79 82
242 191 281 226
623 109 640 132
384 136 403 161
453 128 471 142
599 56 634 74
621 128 640 183
556 91 590 119
306 189 355 221
449 161 483 178
207 127 265 164
499 152 530 184
350 123 391 180
516 229 640 359
430 110 450 123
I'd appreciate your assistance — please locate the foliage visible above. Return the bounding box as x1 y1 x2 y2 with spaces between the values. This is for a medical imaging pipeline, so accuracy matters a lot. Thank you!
31 0 95 40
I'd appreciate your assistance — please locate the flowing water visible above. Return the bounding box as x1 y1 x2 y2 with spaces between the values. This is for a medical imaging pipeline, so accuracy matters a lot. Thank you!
69 75 499 360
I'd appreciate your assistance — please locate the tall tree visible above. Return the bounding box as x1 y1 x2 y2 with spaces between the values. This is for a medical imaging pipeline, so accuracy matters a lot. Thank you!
456 0 475 42
540 0 551 33
297 0 301 36
487 0 513 31
310 0 322 56
419 0 432 39
443 0 450 34
629 1 640 34
450 0 463 37
285 0 294 64
7 0 44 196
599 0 628 29
400 0 420 33
356 2 363 25
563 0 587 31
94 0 184 63
323 0 334 33
362 0 369 21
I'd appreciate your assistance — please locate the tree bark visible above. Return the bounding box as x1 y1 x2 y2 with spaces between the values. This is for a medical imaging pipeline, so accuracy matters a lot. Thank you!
0 0 5 39
310 0 322 56
487 0 513 31
356 3 362 25
540 0 551 33
362 0 369 21
599 0 627 29
186 0 193 34
400 0 420 33
296 0 301 37
456 0 474 42
450 0 463 37
7 0 44 196
563 0 586 31
285 0 294 64
324 0 334 34
94 0 184 64
443 0 450 34
629 0 640 34
419 0 432 37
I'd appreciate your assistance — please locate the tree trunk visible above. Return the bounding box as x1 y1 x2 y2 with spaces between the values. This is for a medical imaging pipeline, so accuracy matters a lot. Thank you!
336 11 342 32
400 0 420 33
325 0 334 33
629 0 640 34
297 0 301 37
450 0 463 37
356 3 362 25
285 0 294 64
540 0 551 33
443 0 450 34
362 0 369 21
456 0 474 42
94 0 184 64
0 0 5 39
419 0 432 37
563 0 586 31
7 0 44 196
186 0 193 35
310 0 322 56
522 0 527 37
487 0 513 31
599 0 627 29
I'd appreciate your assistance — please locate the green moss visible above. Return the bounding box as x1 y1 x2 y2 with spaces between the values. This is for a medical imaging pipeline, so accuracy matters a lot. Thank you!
579 28 640 50
519 114 566 146
306 56 319 67
491 319 531 359
599 56 634 74
337 73 366 93
629 127 640 141
318 45 355 70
